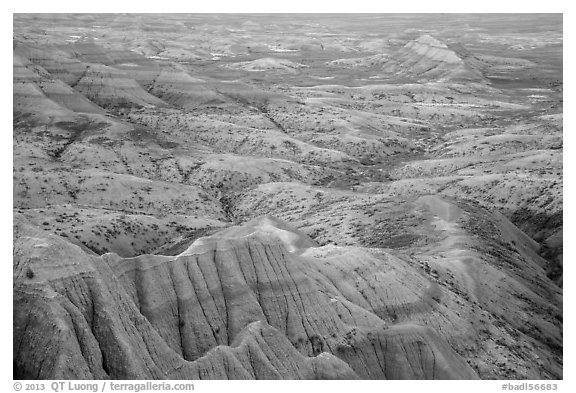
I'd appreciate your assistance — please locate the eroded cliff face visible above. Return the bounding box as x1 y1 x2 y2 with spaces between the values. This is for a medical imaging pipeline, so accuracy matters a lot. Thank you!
14 214 480 380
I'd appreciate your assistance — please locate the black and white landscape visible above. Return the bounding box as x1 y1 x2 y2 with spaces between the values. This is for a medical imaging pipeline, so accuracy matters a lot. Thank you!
13 13 562 380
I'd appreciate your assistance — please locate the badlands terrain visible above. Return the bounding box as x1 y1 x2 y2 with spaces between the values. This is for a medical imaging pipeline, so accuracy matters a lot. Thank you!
13 14 562 380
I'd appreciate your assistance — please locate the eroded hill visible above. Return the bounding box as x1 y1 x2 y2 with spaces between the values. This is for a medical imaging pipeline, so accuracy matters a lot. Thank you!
13 13 562 380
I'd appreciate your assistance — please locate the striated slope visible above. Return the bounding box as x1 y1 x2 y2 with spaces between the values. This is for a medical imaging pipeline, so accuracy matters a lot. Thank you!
73 64 167 111
14 214 478 380
383 35 485 83
14 42 90 86
145 69 227 109
224 58 308 73
13 54 79 123
231 185 562 379
13 214 357 380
